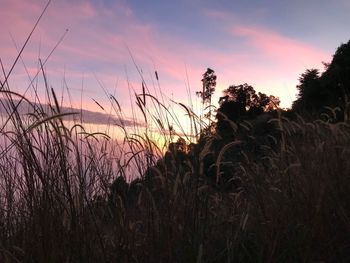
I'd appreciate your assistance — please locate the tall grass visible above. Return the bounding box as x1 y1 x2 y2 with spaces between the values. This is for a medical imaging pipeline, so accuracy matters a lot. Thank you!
1 66 350 262
1 7 350 262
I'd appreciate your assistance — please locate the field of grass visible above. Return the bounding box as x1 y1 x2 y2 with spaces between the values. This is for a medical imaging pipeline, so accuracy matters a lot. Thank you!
1 6 350 262
1 70 350 262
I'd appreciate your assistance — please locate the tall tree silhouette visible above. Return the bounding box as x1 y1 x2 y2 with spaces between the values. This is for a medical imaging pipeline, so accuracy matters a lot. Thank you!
293 69 322 113
196 68 217 127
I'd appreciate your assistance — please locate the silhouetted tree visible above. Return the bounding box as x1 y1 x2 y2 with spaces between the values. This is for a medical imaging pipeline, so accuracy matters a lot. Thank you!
266 95 281 111
217 83 278 120
293 69 323 113
197 68 217 104
196 68 217 126
322 40 350 120
293 40 350 121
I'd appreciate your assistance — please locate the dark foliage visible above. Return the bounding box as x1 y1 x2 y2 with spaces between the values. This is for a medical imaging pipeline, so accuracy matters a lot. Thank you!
196 68 217 105
293 40 350 121
216 83 279 137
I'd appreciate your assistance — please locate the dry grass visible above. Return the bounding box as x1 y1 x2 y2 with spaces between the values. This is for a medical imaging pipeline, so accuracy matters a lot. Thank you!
1 75 350 262
1 6 350 261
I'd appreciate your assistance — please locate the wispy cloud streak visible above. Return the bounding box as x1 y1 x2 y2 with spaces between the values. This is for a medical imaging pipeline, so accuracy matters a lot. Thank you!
0 0 333 112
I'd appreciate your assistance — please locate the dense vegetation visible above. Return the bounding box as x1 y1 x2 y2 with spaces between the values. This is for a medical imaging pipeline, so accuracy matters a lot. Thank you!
1 19 350 262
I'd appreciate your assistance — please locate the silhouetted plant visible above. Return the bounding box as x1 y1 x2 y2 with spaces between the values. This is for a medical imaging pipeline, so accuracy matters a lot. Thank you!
293 40 350 121
196 68 217 127
2 8 350 261
216 83 279 137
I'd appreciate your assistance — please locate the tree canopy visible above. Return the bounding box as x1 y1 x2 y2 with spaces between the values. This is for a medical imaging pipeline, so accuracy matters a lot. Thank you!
293 40 350 121
215 83 279 137
217 83 279 122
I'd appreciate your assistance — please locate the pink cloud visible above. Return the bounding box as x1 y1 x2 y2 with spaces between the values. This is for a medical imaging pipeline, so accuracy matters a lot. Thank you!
1 0 334 115
1 0 234 107
230 25 331 106
200 9 332 106
230 25 330 68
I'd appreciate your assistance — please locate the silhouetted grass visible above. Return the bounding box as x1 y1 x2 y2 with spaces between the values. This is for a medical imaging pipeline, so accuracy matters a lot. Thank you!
1 7 350 261
1 67 350 262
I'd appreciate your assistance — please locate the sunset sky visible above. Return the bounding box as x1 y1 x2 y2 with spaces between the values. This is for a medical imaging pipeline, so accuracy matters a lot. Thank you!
1 0 349 118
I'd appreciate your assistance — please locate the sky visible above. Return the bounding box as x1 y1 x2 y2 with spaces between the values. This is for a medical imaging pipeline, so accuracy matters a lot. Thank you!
1 0 349 120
